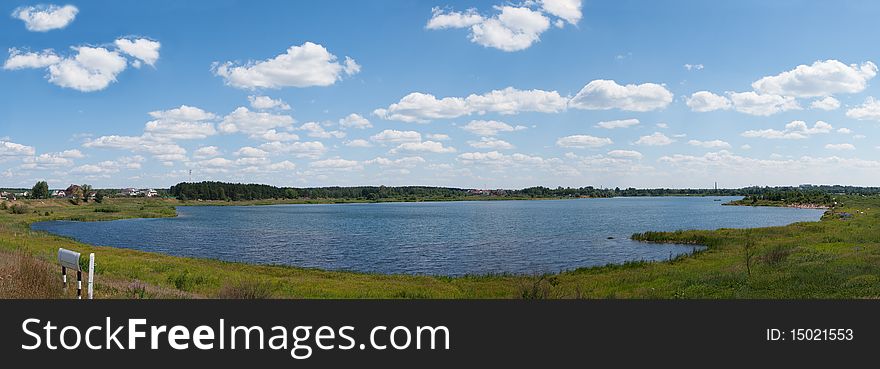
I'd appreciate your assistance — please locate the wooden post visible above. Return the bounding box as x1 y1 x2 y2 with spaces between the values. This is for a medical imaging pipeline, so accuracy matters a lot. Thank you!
61 266 67 289
77 271 82 299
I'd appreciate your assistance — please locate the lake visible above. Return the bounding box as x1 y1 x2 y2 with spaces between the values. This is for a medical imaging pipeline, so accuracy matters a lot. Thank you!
31 197 825 276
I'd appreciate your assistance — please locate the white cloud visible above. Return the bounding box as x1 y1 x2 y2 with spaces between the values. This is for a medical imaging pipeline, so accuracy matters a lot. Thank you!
461 120 527 136
235 146 268 158
837 128 852 134
84 135 187 162
366 156 426 167
426 133 450 141
212 42 359 89
540 0 582 25
688 139 732 149
218 107 295 136
258 141 326 159
728 91 801 116
149 105 216 122
596 118 639 129
466 87 567 115
846 97 880 121
741 120 832 140
810 96 840 111
256 129 299 142
338 113 372 129
297 122 345 139
656 123 669 129
12 4 78 32
685 91 732 112
5 38 160 92
684 63 704 71
374 87 564 123
194 146 222 159
426 7 484 29
635 132 674 146
70 156 144 175
248 95 291 110
428 6 551 52
468 137 514 149
47 46 129 92
3 48 61 69
556 135 613 148
569 80 673 112
343 56 361 75
825 143 855 151
606 150 643 159
370 129 422 143
114 38 161 67
344 139 373 148
1 140 36 159
390 141 456 154
457 151 558 167
752 60 877 97
309 158 361 170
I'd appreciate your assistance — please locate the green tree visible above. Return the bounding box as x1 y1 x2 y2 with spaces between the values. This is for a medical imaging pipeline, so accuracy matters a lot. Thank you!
31 181 49 199
80 184 93 202
94 190 105 203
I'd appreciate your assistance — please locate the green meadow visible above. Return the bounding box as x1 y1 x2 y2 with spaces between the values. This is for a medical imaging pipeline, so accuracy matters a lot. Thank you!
1 196 878 299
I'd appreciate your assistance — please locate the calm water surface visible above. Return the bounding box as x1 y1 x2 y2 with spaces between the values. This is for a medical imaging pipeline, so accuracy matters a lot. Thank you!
31 197 824 276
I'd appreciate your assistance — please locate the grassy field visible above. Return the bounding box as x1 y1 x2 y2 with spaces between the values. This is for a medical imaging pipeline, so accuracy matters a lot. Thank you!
1 196 878 299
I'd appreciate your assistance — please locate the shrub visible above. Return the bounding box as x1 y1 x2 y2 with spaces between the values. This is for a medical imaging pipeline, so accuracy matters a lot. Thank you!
10 204 28 214
217 280 274 299
0 201 6 210
94 206 121 213
763 245 792 266
126 280 148 299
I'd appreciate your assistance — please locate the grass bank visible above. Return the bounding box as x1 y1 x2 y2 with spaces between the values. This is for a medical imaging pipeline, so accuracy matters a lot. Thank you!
1 196 878 299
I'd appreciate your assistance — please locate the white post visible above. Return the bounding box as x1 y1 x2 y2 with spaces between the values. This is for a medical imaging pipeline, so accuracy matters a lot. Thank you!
87 253 95 300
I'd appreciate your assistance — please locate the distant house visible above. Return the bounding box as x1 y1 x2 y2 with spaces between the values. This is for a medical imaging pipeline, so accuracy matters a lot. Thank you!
52 190 67 198
65 185 82 198
0 191 13 200
122 188 139 196
142 189 158 197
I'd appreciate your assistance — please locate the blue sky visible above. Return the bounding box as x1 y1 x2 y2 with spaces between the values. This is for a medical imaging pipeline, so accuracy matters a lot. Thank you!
2 0 880 189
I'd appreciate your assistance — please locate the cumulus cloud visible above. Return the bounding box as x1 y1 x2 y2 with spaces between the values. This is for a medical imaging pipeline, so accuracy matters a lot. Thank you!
468 137 514 149
606 150 643 160
569 80 673 112
685 91 732 112
540 0 582 25
728 91 800 116
389 141 456 154
752 60 877 98
84 135 187 162
461 120 527 136
374 87 565 123
218 107 295 136
193 146 222 159
3 48 61 69
212 42 359 89
366 156 426 167
556 135 613 148
426 133 450 141
258 141 327 159
634 132 674 146
1 140 37 163
741 120 832 140
846 97 880 121
12 4 78 32
309 158 362 170
688 139 732 149
370 130 422 144
596 118 639 129
825 143 855 151
428 6 551 52
297 122 345 139
5 38 160 92
248 95 291 110
114 38 161 67
684 63 704 71
344 139 373 148
810 96 840 111
338 113 372 129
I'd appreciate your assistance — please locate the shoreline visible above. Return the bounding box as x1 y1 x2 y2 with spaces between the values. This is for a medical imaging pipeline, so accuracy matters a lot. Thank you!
3 196 868 298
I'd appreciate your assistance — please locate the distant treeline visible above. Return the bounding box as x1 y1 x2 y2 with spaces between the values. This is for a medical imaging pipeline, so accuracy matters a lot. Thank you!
167 182 880 202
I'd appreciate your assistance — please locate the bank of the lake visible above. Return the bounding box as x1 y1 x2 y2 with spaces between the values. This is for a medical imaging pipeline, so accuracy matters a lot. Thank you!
2 196 879 299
